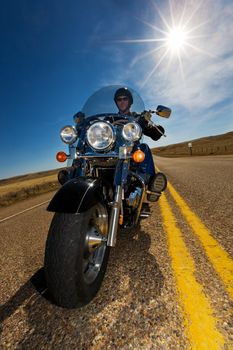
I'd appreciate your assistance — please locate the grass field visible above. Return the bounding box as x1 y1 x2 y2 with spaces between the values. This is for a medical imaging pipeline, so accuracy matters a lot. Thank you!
0 169 61 207
152 131 233 157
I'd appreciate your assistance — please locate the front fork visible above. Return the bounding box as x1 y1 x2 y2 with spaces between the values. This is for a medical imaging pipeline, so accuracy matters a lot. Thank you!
107 185 122 247
107 159 128 247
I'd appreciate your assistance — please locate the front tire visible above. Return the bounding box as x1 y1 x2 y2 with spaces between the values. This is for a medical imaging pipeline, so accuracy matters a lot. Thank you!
44 203 110 308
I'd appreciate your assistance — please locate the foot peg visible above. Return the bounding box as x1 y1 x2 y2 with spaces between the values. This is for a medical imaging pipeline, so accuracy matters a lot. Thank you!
140 203 151 218
147 173 167 202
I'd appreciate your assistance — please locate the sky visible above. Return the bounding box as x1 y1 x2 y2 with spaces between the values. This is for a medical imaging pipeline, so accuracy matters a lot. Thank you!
1 0 233 179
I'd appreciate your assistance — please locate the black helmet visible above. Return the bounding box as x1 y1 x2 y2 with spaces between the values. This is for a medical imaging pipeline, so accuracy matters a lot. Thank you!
114 87 133 106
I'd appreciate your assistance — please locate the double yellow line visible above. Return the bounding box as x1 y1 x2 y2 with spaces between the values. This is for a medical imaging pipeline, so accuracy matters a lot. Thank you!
159 180 233 349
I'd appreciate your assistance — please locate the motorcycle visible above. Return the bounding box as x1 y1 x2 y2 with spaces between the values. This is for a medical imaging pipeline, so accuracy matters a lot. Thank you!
44 85 171 308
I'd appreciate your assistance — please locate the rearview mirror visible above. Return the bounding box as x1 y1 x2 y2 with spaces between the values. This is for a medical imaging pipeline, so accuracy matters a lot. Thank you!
156 105 171 118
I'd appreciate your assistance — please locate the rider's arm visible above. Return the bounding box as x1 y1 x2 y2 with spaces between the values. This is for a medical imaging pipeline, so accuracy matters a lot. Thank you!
137 116 165 141
143 124 165 141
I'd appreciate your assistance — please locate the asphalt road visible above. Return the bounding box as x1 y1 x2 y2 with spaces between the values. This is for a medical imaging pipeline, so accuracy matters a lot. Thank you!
0 155 232 349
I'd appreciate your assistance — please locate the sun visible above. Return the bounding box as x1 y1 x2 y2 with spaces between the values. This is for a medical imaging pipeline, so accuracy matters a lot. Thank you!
113 1 211 85
166 27 188 52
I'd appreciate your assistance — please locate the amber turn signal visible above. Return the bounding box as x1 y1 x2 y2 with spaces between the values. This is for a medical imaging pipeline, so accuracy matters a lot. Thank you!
132 150 145 163
56 151 67 162
119 214 123 225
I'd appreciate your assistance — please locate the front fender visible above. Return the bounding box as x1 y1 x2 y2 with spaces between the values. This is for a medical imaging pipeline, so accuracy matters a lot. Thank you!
47 177 103 213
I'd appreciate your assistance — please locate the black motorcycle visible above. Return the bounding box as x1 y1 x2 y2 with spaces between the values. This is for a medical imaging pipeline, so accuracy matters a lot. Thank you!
44 85 171 308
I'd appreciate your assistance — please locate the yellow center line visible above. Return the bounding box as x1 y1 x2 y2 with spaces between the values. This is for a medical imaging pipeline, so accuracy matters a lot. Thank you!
159 194 225 350
167 181 233 299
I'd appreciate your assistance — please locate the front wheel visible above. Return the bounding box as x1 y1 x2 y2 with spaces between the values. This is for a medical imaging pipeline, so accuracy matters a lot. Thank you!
44 203 110 308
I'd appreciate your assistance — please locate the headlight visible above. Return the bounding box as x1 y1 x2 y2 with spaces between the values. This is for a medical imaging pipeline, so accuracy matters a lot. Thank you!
60 125 78 144
87 122 115 151
122 122 142 142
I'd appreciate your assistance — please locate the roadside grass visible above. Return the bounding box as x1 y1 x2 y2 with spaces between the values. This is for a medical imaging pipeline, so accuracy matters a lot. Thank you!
152 131 233 157
0 171 61 207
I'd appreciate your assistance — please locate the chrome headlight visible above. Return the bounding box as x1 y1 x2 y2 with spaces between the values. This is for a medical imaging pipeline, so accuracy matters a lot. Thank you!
60 125 77 144
122 122 142 142
87 121 115 151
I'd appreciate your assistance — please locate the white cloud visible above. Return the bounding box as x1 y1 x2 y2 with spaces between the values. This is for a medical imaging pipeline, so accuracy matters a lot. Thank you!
140 0 233 107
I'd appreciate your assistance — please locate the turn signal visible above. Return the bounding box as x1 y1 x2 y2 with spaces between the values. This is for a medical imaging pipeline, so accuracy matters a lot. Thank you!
132 150 145 163
119 214 123 225
56 151 67 162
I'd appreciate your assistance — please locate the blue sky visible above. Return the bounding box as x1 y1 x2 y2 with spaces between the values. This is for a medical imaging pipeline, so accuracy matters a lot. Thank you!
1 0 233 179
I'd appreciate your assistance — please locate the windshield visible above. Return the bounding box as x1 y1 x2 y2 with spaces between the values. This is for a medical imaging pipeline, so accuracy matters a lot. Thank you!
81 85 145 117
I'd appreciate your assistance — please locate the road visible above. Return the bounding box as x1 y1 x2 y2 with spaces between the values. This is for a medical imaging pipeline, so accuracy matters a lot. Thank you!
0 155 232 349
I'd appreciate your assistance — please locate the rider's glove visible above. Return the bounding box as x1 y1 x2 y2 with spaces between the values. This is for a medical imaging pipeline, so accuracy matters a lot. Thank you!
137 111 153 129
143 111 152 122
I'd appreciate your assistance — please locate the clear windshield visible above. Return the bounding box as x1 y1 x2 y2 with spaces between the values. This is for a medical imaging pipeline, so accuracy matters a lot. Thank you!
81 85 145 117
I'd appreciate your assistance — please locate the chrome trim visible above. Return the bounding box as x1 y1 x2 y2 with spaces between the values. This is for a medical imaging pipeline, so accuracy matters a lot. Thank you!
122 122 142 142
69 145 77 159
119 146 133 159
128 172 146 224
83 203 108 284
107 185 122 247
140 213 150 218
76 153 119 159
86 230 107 253
85 204 108 253
60 125 77 144
86 121 116 152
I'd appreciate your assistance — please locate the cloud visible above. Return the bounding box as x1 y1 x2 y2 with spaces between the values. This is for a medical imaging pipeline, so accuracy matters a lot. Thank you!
139 1 233 103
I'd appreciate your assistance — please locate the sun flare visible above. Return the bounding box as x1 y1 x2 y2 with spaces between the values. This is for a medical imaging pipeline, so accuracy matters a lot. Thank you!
114 1 211 85
166 27 188 52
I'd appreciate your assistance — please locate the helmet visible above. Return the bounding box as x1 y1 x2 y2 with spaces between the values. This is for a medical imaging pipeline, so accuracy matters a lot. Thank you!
114 87 133 106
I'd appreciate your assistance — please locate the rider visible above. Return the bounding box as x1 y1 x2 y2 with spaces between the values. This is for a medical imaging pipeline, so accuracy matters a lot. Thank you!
114 87 167 201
